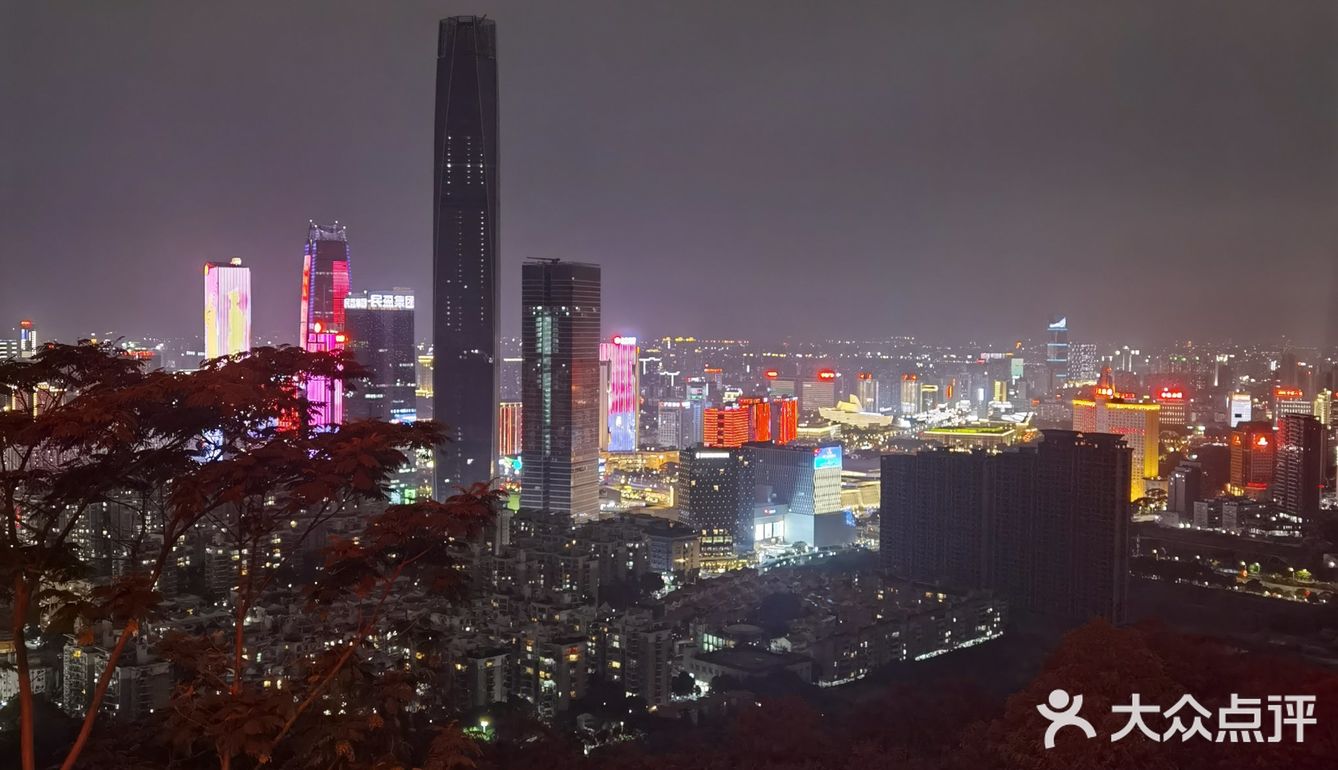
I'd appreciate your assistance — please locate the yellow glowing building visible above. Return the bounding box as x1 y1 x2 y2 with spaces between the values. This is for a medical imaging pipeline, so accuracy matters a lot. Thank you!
1072 369 1160 500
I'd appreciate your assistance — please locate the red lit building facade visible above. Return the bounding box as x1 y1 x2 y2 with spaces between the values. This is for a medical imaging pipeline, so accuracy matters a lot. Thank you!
499 401 522 458
704 407 750 448
1229 420 1274 498
773 395 798 445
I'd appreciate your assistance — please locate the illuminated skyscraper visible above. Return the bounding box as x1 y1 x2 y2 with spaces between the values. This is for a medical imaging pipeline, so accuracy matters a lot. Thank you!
343 290 417 423
599 336 639 451
520 260 600 516
434 16 500 495
738 396 771 443
299 222 351 343
204 258 251 359
1072 367 1159 500
677 446 752 556
1155 387 1186 427
1228 420 1274 497
703 406 749 448
498 401 522 458
299 222 351 428
1046 315 1069 382
745 442 849 549
772 395 799 445
1069 342 1098 382
3 320 39 361
1313 389 1334 427
800 369 837 413
899 373 919 416
855 371 878 412
1229 392 1253 427
654 400 690 448
1273 386 1312 423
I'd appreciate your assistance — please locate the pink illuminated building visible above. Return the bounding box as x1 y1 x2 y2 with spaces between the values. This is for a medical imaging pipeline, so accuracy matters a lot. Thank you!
299 222 351 429
204 257 252 359
599 335 640 451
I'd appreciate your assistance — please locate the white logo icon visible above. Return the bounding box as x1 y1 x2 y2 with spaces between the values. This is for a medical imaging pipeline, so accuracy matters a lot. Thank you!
1036 688 1096 749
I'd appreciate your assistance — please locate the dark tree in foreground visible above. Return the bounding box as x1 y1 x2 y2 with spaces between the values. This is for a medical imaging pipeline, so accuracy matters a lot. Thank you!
0 343 496 770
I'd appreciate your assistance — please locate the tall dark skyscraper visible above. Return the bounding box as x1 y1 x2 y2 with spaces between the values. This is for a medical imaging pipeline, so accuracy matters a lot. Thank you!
1275 413 1323 522
433 16 500 496
344 289 418 424
520 260 601 516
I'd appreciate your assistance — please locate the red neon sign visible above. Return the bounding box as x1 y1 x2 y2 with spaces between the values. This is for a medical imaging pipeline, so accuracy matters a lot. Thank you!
817 369 836 381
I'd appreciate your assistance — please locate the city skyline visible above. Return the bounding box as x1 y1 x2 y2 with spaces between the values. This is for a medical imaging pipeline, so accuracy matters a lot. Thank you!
6 6 1338 768
6 1 1336 347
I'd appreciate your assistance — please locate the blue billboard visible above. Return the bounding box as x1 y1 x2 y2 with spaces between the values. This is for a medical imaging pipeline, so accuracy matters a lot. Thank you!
812 445 842 470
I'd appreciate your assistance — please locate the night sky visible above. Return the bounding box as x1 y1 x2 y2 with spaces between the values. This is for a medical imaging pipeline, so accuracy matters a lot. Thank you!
4 1 1336 346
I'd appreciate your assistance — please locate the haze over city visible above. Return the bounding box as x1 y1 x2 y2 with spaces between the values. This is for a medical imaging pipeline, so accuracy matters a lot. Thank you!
5 0 1335 345
5 4 1338 770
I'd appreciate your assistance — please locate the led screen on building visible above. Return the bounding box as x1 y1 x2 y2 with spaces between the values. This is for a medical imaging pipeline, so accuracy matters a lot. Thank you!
813 445 842 470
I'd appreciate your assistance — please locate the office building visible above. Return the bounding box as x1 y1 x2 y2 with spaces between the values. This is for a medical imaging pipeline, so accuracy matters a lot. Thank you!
1072 367 1159 499
599 335 639 452
772 395 799 445
1229 392 1252 427
1313 389 1333 427
1168 460 1204 519
19 319 37 359
343 290 417 423
0 319 36 361
654 400 690 449
745 442 850 549
1046 315 1069 383
855 371 879 412
1155 387 1187 428
677 446 753 555
1228 420 1275 498
899 373 920 416
703 406 750 448
498 401 522 458
738 396 771 443
1069 342 1098 382
520 260 601 517
433 16 501 495
800 370 837 413
1275 414 1322 521
881 430 1131 624
299 222 351 428
1273 386 1312 422
203 258 251 359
